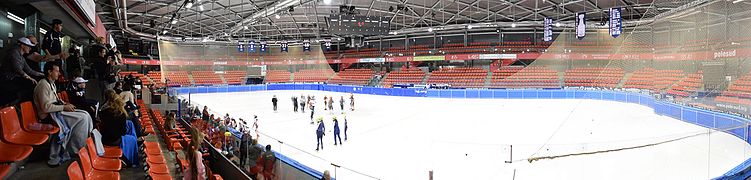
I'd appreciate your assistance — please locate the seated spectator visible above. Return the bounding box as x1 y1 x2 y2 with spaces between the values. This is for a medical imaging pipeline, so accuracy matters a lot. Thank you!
66 77 98 121
98 89 139 166
98 89 127 146
34 62 94 167
1 37 44 106
185 127 207 180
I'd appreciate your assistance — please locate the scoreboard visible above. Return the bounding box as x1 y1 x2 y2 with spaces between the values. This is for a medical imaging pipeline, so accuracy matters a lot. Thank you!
328 15 390 36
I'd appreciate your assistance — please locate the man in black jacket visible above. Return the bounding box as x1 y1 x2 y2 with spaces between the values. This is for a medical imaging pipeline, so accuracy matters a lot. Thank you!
66 77 98 121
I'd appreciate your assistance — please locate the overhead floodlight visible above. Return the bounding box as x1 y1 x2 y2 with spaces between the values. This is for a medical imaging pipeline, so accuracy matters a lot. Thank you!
427 27 433 32
243 26 249 30
39 28 47 34
323 0 332 4
162 30 168 34
733 0 743 3
555 22 561 27
7 12 25 25
467 25 473 29
511 23 517 28
275 14 281 19
171 19 178 24
186 0 194 8
199 5 204 11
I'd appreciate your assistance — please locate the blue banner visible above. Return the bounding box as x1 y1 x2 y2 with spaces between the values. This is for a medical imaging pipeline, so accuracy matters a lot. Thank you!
610 7 622 38
544 17 553 42
281 41 289 52
576 12 586 40
248 41 256 52
260 41 268 52
303 40 311 52
237 41 244 52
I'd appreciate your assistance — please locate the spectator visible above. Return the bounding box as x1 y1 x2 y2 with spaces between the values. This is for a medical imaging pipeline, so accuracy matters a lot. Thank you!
247 139 264 177
0 37 44 105
66 77 98 122
65 47 82 78
333 117 342 145
23 35 57 79
185 127 207 180
271 95 278 112
261 145 277 180
42 19 68 75
34 62 93 167
117 81 135 104
98 89 127 146
202 106 210 121
321 170 331 180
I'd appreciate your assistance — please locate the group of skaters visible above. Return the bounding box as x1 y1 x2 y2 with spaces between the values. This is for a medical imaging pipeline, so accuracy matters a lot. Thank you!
315 115 347 151
278 93 356 123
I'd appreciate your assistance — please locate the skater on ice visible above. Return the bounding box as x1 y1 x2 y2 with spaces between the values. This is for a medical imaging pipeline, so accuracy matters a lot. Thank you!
316 117 325 151
339 96 345 113
271 95 278 112
299 95 306 113
333 116 342 145
292 96 298 112
328 96 334 114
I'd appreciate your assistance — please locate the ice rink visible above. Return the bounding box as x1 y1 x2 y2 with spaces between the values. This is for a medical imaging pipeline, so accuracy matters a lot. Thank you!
183 90 751 180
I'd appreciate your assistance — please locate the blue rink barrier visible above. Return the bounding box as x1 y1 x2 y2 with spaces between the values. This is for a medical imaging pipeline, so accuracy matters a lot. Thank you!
172 84 751 179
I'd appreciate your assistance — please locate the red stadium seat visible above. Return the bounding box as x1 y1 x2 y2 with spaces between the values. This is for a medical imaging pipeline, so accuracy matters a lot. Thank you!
67 161 84 180
0 139 32 162
19 101 59 134
0 106 48 145
78 148 120 180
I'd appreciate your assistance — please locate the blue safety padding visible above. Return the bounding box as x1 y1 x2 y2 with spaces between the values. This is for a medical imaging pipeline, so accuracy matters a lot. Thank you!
465 90 479 98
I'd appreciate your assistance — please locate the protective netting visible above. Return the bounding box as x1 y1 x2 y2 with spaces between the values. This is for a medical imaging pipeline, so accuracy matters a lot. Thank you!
157 41 331 87
517 1 751 177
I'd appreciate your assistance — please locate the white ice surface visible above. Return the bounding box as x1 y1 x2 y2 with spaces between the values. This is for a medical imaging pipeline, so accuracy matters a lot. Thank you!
183 90 751 180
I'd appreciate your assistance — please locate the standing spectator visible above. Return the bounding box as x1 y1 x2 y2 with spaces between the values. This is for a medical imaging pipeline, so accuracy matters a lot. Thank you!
261 145 277 180
339 96 345 113
34 62 93 167
0 37 44 105
65 47 82 78
344 115 348 141
315 118 325 151
253 115 259 139
323 96 328 110
239 133 251 167
271 95 278 112
333 117 342 145
202 106 210 121
291 96 298 112
247 139 264 177
185 127 207 180
322 170 331 180
42 19 68 75
66 77 98 121
299 95 306 113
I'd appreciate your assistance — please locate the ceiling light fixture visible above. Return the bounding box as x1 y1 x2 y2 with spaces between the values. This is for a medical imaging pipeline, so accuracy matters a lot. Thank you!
186 0 194 8
199 5 204 11
323 0 332 5
7 12 25 25
467 25 473 29
171 19 178 24
162 30 168 34
427 27 433 32
555 22 561 27
275 14 281 19
511 23 517 28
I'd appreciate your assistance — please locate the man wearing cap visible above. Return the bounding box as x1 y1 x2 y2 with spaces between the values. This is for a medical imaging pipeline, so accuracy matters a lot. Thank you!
24 35 59 79
0 37 45 105
66 77 98 120
42 19 68 75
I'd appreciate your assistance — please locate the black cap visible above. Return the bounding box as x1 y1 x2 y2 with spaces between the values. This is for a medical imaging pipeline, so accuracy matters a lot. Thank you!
52 19 62 25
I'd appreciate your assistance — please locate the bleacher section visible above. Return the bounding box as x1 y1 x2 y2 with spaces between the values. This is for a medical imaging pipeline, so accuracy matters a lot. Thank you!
489 67 559 88
223 71 247 85
380 68 425 87
426 67 487 88
564 67 624 88
293 69 334 83
722 73 751 99
327 69 375 85
652 70 685 91
192 71 224 86
667 71 703 97
264 70 292 83
119 71 153 86
623 68 655 89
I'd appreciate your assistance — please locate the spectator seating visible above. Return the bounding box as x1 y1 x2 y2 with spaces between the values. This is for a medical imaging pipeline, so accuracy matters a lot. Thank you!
652 70 685 91
222 71 247 85
264 70 291 83
623 68 655 89
19 101 60 135
77 148 120 179
667 71 703 97
328 68 375 85
426 67 487 88
489 67 559 88
380 68 426 87
722 72 751 99
192 71 223 86
164 71 192 87
0 106 48 145
293 69 334 83
715 96 751 105
564 67 624 88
